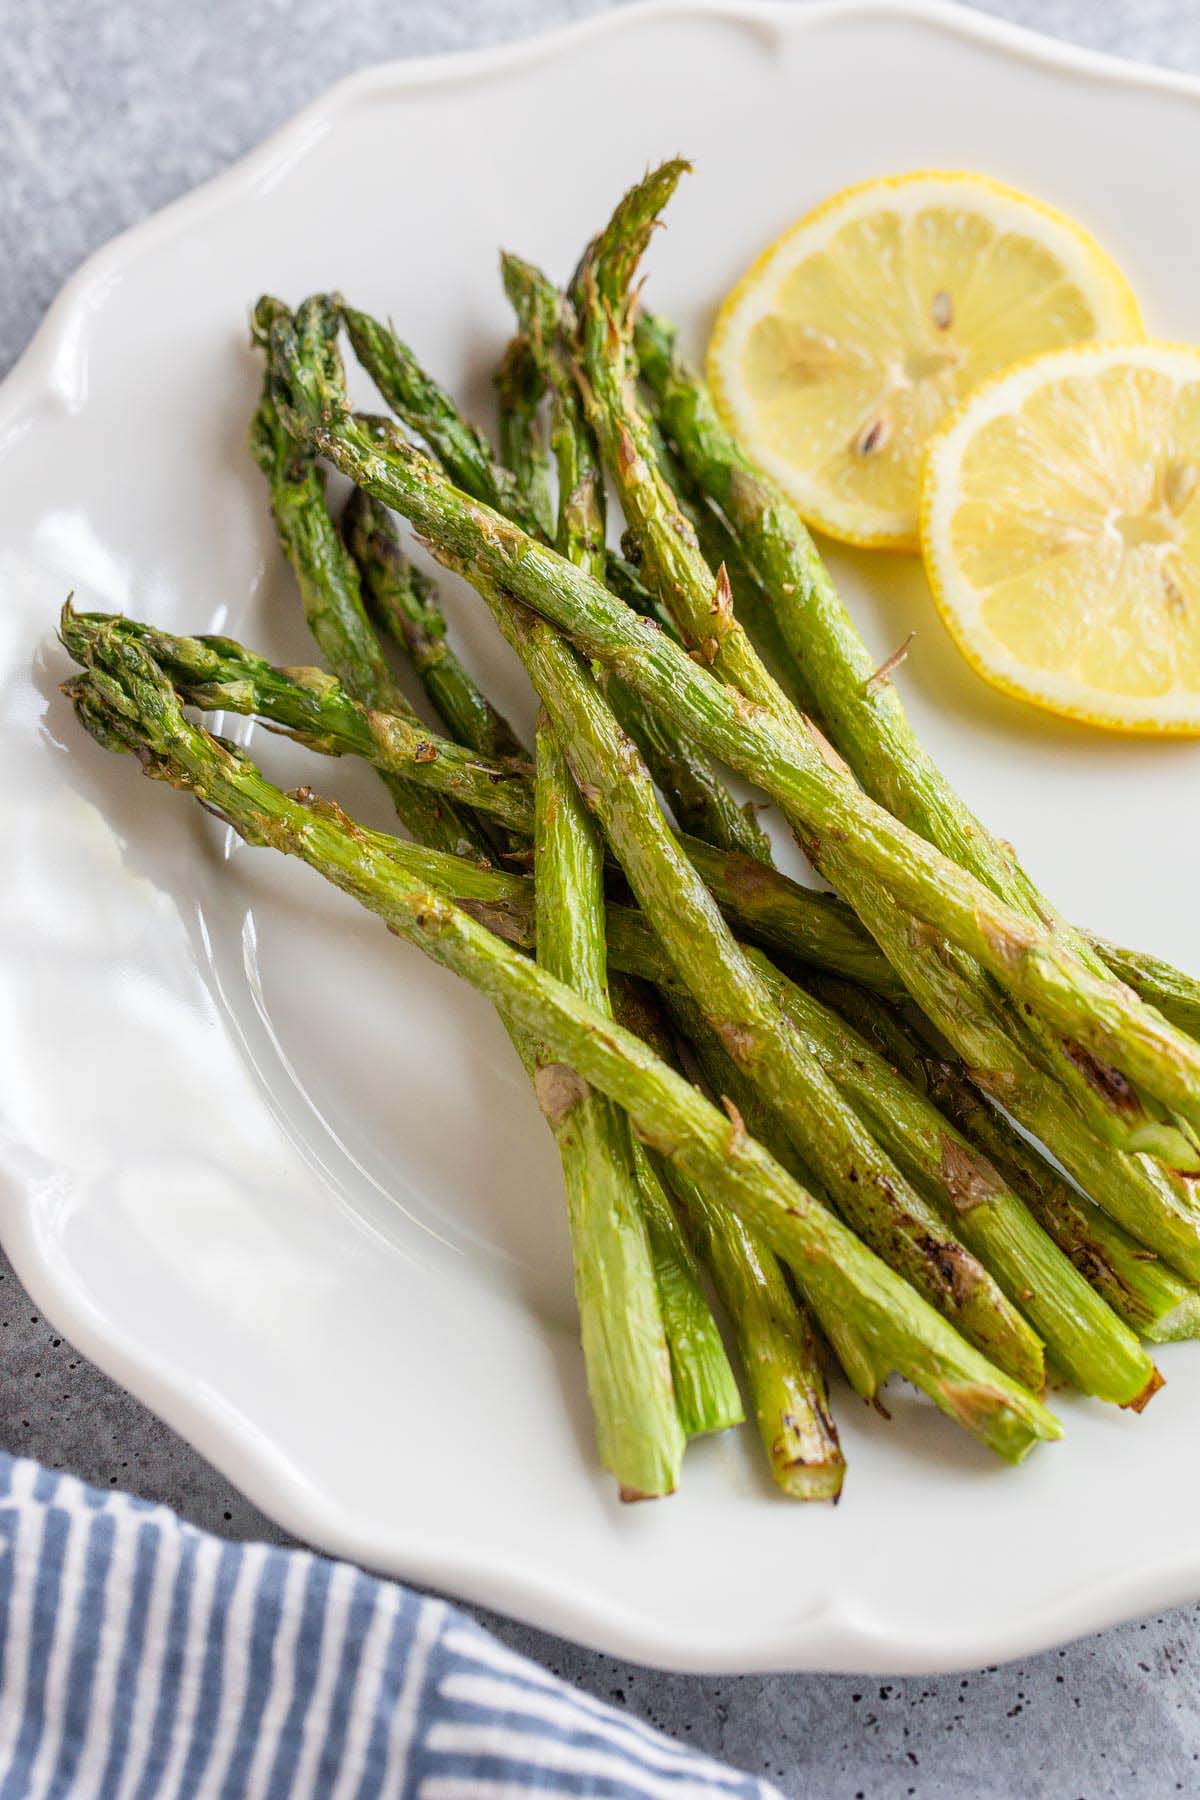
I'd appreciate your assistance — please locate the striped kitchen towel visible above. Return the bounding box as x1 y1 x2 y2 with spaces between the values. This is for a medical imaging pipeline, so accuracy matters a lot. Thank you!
0 1453 776 1798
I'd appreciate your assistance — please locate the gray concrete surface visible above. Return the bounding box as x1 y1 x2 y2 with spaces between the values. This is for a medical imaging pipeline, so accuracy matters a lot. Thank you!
4 2 1200 1793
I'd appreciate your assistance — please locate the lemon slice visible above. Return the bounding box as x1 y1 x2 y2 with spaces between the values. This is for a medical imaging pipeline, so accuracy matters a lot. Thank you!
708 172 1143 550
922 342 1200 734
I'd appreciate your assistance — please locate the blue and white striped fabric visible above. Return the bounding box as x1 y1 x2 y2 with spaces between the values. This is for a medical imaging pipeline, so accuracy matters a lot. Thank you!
0 1454 776 1799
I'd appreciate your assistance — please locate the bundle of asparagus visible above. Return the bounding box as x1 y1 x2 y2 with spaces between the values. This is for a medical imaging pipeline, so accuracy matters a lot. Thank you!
60 161 1200 1504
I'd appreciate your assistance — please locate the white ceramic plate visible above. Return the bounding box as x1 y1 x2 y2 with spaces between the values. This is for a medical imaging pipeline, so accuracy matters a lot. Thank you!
4 0 1200 1676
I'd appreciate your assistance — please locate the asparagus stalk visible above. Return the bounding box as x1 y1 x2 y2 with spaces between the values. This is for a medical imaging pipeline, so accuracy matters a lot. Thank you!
528 345 740 1441
501 251 773 868
343 302 536 531
510 289 824 1450
250 301 479 858
342 486 528 764
631 303 1198 1167
532 718 688 1490
267 307 1200 1153
62 637 1061 1464
510 296 739 1444
494 334 556 540
68 603 909 992
678 839 900 997
81 614 535 835
810 976 1200 1347
614 686 774 863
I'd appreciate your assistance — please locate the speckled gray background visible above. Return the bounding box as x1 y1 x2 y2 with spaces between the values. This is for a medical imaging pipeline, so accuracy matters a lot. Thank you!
4 2 1200 1794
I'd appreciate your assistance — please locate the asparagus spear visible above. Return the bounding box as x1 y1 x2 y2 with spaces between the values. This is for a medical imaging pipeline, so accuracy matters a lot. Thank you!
528 344 740 1442
532 718 688 1490
82 614 535 835
678 839 900 996
632 302 1197 1167
65 602 910 995
615 687 773 863
343 486 528 764
267 307 1200 1153
517 271 763 1442
512 264 830 1454
494 334 556 540
682 1176 845 1498
250 301 480 858
343 294 666 626
62 636 1061 1464
500 252 773 867
507 297 739 1443
343 303 536 530
810 976 1200 1347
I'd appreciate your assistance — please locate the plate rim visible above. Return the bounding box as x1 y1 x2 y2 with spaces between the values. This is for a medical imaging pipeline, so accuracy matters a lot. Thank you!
4 0 1200 1676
